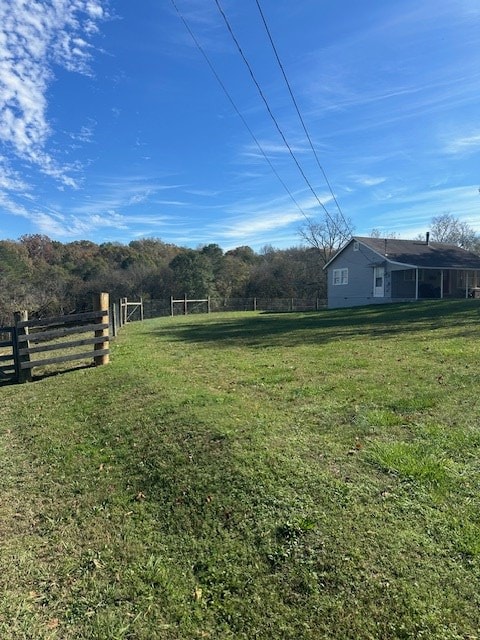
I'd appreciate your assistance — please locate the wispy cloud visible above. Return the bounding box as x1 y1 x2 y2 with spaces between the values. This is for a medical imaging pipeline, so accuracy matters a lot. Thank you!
185 188 221 197
220 211 304 239
0 161 30 192
30 209 127 239
0 0 107 187
68 121 97 144
350 175 387 187
241 140 309 160
299 1 480 138
205 190 333 244
66 176 180 215
355 184 480 237
444 132 480 156
0 172 187 239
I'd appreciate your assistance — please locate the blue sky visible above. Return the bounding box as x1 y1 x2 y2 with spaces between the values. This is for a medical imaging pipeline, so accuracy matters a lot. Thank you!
1 0 479 251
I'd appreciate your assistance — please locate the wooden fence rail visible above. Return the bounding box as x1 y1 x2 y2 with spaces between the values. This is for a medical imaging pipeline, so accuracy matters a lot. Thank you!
1 293 110 384
0 327 16 383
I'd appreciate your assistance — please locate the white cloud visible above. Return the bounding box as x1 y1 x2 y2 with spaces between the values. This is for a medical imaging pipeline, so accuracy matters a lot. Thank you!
66 119 97 145
0 0 107 186
351 175 387 187
31 208 127 238
185 188 221 197
445 132 480 156
0 190 32 219
0 160 29 191
0 172 185 240
241 139 310 162
220 210 304 238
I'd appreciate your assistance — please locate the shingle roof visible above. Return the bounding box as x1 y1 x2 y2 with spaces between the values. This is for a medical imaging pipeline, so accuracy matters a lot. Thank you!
356 237 480 269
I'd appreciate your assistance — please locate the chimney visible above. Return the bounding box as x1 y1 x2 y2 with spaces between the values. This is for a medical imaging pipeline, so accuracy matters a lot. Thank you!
426 231 430 245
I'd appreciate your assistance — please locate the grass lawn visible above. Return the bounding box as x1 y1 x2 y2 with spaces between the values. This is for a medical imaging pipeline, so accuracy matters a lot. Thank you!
1 300 479 639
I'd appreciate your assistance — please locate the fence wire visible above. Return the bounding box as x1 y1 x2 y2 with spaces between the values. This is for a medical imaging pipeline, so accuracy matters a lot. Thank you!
141 297 326 320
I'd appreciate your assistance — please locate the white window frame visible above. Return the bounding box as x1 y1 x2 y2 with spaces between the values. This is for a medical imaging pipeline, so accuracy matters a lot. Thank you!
373 266 385 297
353 241 359 251
333 268 348 285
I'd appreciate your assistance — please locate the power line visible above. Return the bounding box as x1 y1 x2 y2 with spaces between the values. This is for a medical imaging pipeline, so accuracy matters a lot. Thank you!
170 0 311 222
213 0 336 224
254 0 352 235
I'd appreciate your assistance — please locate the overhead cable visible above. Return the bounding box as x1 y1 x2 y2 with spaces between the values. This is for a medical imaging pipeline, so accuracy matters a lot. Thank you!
254 0 352 235
170 0 310 221
213 0 337 225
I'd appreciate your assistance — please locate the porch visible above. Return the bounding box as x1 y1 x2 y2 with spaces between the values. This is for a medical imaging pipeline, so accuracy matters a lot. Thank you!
391 268 480 300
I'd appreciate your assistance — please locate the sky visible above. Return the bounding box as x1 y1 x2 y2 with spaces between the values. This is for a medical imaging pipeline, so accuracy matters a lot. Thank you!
0 0 479 251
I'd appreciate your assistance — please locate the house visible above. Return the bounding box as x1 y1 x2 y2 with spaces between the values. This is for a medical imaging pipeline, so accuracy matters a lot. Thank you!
324 234 480 309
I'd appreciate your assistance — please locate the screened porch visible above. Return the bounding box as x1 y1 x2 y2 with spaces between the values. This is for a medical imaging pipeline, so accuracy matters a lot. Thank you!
391 268 480 300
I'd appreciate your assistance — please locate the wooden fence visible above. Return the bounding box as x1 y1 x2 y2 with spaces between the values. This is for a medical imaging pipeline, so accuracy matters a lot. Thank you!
119 297 144 325
0 326 16 383
170 295 210 316
0 293 110 384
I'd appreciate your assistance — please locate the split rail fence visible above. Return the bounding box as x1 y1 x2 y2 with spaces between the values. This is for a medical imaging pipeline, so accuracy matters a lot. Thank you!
0 293 110 384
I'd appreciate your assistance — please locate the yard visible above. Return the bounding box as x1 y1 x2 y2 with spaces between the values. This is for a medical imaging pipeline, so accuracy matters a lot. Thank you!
1 300 479 639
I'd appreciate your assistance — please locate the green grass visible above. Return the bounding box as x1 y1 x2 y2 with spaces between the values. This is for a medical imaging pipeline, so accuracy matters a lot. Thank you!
1 300 480 639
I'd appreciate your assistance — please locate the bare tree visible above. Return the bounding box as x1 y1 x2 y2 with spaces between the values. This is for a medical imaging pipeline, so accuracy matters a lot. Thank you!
370 228 400 239
428 213 479 252
298 211 353 265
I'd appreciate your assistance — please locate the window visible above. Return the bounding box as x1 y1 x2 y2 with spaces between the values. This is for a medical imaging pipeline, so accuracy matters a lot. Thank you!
333 268 348 285
353 241 359 251
404 270 415 281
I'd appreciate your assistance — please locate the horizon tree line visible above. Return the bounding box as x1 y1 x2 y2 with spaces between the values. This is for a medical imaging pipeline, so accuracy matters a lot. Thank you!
0 213 477 325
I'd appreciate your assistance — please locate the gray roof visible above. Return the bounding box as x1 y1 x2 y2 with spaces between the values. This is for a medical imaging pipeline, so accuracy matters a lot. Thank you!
355 237 480 269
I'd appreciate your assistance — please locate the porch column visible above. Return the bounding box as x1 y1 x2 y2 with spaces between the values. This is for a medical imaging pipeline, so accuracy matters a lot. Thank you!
465 271 469 298
440 270 444 299
415 268 419 300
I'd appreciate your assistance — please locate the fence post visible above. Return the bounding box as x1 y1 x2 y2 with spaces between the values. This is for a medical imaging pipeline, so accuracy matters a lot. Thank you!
111 302 118 338
93 292 109 366
13 310 32 383
253 297 257 312
117 299 121 328
184 293 187 316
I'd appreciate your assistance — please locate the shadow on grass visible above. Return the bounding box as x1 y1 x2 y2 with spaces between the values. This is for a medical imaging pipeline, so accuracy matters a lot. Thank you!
0 362 96 387
143 300 480 348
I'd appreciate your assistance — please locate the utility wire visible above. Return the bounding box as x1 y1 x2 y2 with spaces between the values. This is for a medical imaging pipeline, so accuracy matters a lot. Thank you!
254 0 352 235
213 0 338 226
170 0 311 222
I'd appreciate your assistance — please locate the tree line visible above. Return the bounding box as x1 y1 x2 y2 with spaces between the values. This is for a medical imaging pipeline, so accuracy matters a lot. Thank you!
0 236 327 325
1 212 477 326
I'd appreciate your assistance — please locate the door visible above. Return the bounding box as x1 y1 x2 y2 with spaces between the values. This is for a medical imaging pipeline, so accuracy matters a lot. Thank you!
373 266 385 297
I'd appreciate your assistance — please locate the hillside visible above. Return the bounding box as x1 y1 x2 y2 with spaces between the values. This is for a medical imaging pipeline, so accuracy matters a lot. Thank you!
1 301 479 639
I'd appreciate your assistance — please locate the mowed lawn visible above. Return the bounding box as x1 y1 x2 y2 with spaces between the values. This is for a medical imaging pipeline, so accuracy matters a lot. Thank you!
1 300 479 639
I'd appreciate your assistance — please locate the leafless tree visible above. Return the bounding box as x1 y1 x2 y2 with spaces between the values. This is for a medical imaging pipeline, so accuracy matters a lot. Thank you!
370 228 400 239
298 210 353 265
427 213 479 252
